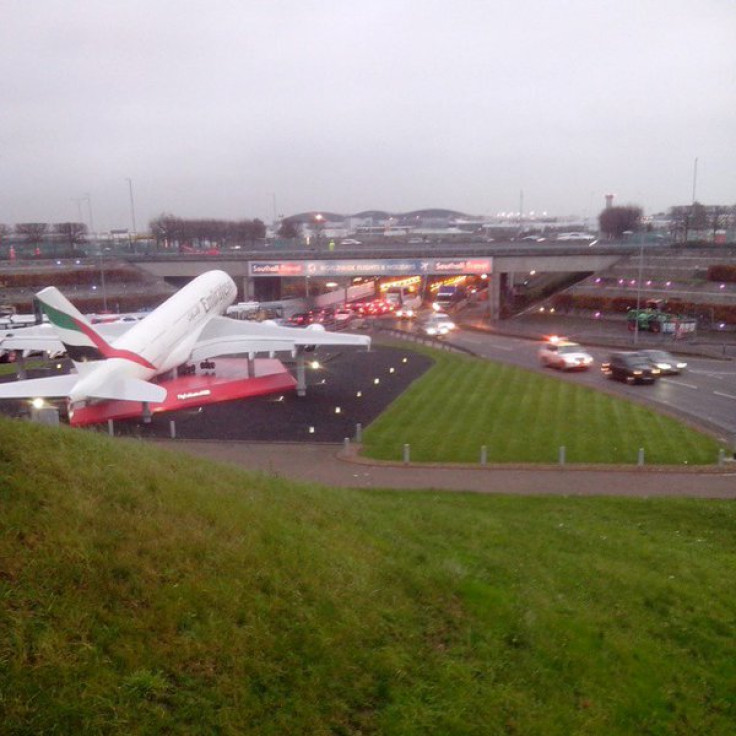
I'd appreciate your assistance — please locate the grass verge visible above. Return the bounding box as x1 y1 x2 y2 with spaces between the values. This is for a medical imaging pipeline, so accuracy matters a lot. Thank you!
1 417 735 733
362 347 724 464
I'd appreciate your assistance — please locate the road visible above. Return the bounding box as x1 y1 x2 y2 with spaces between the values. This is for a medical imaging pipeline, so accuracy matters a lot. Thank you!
390 318 736 443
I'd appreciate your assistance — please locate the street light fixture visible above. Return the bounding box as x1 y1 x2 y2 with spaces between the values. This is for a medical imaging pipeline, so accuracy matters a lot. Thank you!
314 213 324 251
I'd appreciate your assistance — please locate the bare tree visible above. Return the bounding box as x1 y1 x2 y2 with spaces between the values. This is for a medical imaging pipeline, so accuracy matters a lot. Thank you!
277 218 300 239
149 214 183 250
598 206 643 239
16 222 48 242
15 222 48 256
54 222 88 254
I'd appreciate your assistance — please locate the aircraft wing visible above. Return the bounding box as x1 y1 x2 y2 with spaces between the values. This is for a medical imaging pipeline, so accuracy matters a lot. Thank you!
1 321 133 354
190 316 371 361
1 324 65 355
0 374 79 398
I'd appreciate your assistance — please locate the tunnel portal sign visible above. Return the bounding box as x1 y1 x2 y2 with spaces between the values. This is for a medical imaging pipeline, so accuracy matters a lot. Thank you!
249 257 492 278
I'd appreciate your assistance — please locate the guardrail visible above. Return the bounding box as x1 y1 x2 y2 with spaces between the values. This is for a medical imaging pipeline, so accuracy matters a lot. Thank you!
371 323 477 357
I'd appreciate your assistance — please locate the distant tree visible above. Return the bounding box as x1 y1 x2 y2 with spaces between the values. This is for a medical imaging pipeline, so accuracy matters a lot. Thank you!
277 219 300 239
149 214 183 249
15 222 48 256
598 206 643 238
15 222 48 242
690 202 708 231
710 206 727 241
54 222 87 253
251 218 266 242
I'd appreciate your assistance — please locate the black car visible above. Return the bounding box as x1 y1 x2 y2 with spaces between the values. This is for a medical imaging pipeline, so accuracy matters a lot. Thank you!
601 352 661 384
635 349 687 375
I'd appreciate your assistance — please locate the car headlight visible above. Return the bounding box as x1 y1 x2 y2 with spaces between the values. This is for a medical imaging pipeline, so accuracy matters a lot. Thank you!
633 370 642 375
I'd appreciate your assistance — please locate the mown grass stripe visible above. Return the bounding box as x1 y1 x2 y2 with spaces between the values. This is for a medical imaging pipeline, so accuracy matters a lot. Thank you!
362 347 722 465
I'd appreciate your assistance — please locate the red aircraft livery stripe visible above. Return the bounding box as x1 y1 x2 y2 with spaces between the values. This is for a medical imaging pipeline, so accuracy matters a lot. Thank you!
75 318 157 370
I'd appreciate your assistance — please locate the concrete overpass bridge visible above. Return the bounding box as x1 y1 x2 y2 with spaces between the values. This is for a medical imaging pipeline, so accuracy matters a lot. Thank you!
128 241 642 319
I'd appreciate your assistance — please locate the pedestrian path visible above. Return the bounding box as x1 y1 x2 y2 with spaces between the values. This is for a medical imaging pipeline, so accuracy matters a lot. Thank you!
151 439 736 498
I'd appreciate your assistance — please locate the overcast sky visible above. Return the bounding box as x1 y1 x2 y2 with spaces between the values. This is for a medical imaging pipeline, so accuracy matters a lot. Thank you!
1 0 734 231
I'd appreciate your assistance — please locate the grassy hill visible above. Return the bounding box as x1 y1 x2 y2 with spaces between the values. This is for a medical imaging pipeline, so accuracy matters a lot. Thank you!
1 417 735 734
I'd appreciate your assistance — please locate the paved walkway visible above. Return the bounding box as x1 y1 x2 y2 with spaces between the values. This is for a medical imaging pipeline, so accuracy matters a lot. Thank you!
151 440 736 498
146 314 736 499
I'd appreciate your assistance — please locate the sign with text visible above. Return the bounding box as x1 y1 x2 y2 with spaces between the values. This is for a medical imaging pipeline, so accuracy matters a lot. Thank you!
249 257 492 278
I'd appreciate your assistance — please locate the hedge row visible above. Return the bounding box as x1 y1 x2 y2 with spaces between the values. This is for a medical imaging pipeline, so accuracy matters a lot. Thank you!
707 265 736 283
550 292 736 325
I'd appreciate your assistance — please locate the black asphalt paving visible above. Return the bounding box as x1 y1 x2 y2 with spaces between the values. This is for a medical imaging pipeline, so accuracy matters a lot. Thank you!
114 345 433 442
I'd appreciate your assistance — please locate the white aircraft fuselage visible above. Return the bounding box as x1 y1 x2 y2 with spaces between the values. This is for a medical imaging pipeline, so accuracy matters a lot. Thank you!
67 270 237 402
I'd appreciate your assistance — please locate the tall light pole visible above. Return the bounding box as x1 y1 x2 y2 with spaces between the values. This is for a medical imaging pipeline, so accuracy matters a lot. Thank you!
692 157 698 204
84 193 107 311
633 232 644 345
126 178 137 238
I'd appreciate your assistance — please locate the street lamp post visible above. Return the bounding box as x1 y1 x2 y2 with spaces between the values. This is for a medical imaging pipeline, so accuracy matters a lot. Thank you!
126 178 137 246
633 233 644 345
84 193 107 312
314 213 324 251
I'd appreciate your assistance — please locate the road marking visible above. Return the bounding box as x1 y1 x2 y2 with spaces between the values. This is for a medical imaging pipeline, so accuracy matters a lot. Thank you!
713 391 736 401
460 334 515 351
690 369 736 378
661 378 699 390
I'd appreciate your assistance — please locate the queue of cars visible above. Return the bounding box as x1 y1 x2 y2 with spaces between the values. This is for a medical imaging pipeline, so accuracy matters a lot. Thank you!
286 304 688 390
536 336 687 386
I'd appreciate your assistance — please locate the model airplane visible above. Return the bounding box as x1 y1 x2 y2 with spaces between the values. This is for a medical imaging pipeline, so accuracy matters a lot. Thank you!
0 270 370 418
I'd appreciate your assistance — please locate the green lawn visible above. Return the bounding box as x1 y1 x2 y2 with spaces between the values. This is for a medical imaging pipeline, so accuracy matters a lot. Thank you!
362 348 723 465
1 417 734 734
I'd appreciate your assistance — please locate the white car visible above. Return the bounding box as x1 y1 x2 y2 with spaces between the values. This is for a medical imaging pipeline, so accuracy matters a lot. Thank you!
395 305 416 319
419 313 456 337
556 232 596 241
334 308 354 325
538 339 593 371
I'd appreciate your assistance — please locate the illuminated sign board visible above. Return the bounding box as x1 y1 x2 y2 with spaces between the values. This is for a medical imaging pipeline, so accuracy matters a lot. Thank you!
249 258 492 278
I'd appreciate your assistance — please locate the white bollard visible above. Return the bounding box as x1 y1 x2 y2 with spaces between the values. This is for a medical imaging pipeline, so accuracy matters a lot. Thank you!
637 448 645 466
403 443 410 465
480 445 487 466
558 446 566 466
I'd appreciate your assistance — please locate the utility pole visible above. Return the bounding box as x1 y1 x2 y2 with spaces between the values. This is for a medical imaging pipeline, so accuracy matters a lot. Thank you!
85 193 107 312
126 178 137 236
692 157 698 204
